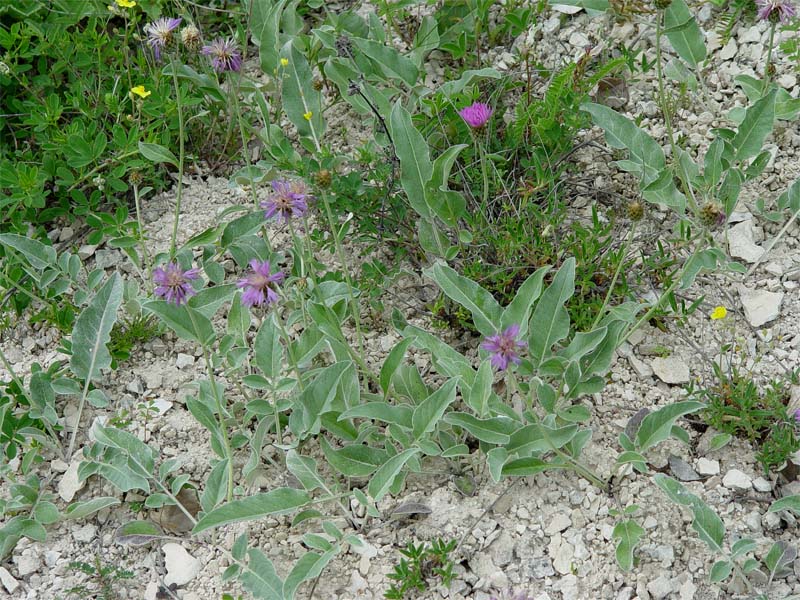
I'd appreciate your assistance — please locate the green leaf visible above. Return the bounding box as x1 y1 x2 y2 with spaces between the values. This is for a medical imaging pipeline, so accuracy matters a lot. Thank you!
70 274 123 381
286 451 326 492
707 432 732 451
528 258 575 366
634 401 704 452
143 300 215 346
691 502 724 551
768 495 800 515
193 488 311 534
255 313 283 381
91 424 155 476
239 548 284 600
0 233 56 271
500 266 550 338
486 447 508 483
367 448 420 502
64 497 120 520
438 67 503 97
284 549 338 599
443 413 515 445
501 457 558 477
352 37 418 86
709 559 732 583
200 459 230 513
138 142 178 167
380 338 414 396
465 360 493 418
764 540 795 576
319 438 388 478
251 0 288 75
389 100 433 221
289 362 352 438
412 378 459 440
114 520 164 545
188 284 236 318
613 519 645 571
339 402 412 428
732 89 776 163
280 41 325 147
546 0 609 10
425 262 501 337
663 0 706 68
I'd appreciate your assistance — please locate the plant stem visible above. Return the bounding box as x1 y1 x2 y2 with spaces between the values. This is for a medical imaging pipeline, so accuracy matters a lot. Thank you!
765 22 777 90
475 136 490 208
133 183 153 293
318 191 368 374
168 57 186 260
591 221 637 330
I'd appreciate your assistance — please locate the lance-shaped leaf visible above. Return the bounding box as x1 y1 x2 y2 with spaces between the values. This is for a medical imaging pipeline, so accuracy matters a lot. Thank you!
412 378 459 440
65 497 121 520
367 448 420 502
255 313 283 380
528 258 575 366
251 0 288 75
0 233 56 271
239 548 284 600
144 300 215 346
280 41 325 147
284 549 339 599
193 488 311 534
389 100 433 221
732 88 776 163
425 262 501 337
635 401 705 452
70 274 123 381
500 266 550 338
663 0 706 67
613 519 645 571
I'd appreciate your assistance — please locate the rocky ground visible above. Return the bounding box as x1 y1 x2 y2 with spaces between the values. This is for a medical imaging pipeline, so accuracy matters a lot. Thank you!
3 5 800 600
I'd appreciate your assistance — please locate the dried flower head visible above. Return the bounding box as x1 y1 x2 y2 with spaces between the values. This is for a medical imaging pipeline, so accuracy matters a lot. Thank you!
700 201 726 228
627 200 644 221
181 24 202 51
237 260 284 308
202 37 242 73
153 262 200 305
481 324 527 371
314 169 332 188
756 0 796 22
261 178 311 222
144 17 182 61
458 101 493 128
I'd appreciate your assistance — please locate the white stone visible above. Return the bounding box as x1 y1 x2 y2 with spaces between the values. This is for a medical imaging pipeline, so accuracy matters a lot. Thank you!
78 244 98 260
696 458 720 476
545 512 572 535
176 353 195 369
58 458 85 502
0 566 19 593
722 468 752 491
126 378 144 395
145 581 160 600
72 524 97 543
163 543 201 587
629 355 653 378
753 477 772 492
739 26 761 44
720 39 737 60
552 539 574 575
568 32 590 48
738 285 783 327
648 575 677 599
728 220 764 264
14 549 41 577
651 357 690 384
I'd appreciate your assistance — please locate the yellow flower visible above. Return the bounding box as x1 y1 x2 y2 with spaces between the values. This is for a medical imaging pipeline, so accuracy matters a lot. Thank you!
710 306 727 320
303 111 313 121
280 58 289 67
130 85 151 99
116 0 137 7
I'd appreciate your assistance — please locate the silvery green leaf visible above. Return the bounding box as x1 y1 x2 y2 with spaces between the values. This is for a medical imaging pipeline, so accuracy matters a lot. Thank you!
288 361 352 438
500 266 550 338
444 413 516 445
663 0 706 67
730 538 756 558
0 233 56 271
239 548 284 600
634 401 705 452
691 503 725 552
201 459 229 513
768 495 800 515
465 359 493 417
255 313 283 381
91 424 155 476
732 88 776 163
709 559 732 583
320 438 388 478
284 549 338 600
286 451 326 492
438 67 502 97
250 0 288 75
114 520 164 546
144 300 214 346
412 379 458 440
764 541 796 576
193 488 311 534
379 338 414 396
188 284 236 318
391 501 431 517
389 100 433 221
613 519 644 571
402 325 475 386
339 402 413 428
367 448 420 502
352 37 418 86
64 497 120 520
501 457 556 477
528 258 575 366
28 371 57 425
70 274 123 381
486 447 508 483
280 41 325 147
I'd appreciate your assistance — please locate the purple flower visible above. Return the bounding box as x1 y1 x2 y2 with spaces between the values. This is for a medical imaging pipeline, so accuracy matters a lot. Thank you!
756 0 796 21
201 37 243 73
153 262 200 305
481 324 527 371
458 101 493 128
237 259 284 308
260 179 311 223
144 17 182 61
793 408 800 422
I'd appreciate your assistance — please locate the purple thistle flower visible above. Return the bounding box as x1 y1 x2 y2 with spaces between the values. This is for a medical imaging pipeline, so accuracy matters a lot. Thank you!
144 17 182 61
458 101 493 128
481 324 527 371
755 0 796 21
260 178 311 223
153 262 200 305
201 37 243 73
793 408 800 422
237 259 284 308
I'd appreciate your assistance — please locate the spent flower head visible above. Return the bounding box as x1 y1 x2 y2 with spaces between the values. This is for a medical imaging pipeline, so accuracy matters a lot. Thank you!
181 24 202 51
153 262 200 305
756 0 796 22
481 324 527 371
238 260 285 308
144 17 182 61
458 101 493 128
202 37 242 73
261 178 311 222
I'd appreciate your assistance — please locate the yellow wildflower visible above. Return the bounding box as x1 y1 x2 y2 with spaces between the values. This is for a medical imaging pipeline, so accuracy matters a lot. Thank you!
130 85 151 99
116 0 137 7
280 58 289 67
710 306 727 320
303 111 313 121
